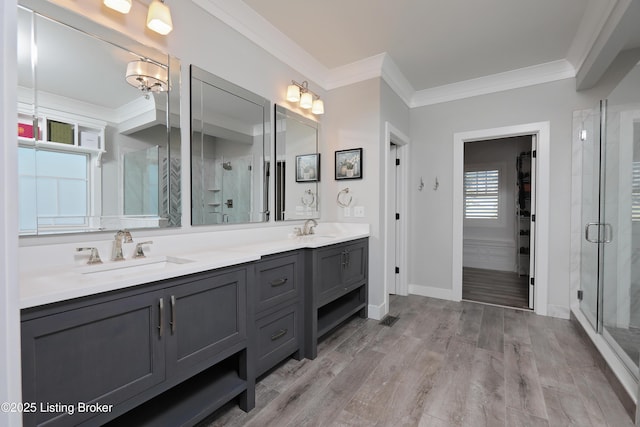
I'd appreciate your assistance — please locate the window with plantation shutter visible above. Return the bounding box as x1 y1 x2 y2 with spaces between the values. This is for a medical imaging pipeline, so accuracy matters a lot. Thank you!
464 169 499 219
633 162 640 221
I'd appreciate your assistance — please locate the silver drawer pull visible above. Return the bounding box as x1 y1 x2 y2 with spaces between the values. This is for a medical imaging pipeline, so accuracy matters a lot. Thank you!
270 328 288 341
270 278 288 287
170 295 176 334
158 298 164 338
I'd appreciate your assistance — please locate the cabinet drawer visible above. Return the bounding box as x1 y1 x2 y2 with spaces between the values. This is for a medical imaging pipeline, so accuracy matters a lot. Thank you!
255 253 300 313
256 304 300 376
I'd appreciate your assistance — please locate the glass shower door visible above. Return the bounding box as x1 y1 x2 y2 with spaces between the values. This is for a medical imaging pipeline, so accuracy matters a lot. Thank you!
601 101 640 376
579 104 603 330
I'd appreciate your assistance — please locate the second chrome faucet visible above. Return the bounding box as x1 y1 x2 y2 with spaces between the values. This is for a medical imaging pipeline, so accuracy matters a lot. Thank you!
112 230 133 261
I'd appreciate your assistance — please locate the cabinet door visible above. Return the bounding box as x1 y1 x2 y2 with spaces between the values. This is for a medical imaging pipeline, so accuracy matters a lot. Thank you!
165 269 247 379
21 291 165 427
342 241 368 288
314 245 347 305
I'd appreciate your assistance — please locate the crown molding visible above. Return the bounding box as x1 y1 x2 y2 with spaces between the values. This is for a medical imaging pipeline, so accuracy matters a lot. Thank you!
566 0 618 74
324 53 385 90
411 59 576 107
192 0 328 87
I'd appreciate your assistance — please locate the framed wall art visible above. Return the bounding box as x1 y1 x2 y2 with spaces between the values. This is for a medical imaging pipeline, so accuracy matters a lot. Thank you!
335 148 362 180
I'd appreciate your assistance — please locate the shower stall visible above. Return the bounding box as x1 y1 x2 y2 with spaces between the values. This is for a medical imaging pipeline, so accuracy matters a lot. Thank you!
572 63 640 411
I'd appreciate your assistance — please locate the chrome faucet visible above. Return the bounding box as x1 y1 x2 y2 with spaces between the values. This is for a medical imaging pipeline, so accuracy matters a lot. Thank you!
303 219 318 235
112 229 133 261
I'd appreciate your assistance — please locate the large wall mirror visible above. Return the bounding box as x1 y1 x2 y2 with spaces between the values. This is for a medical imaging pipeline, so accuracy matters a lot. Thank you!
17 2 181 236
274 105 320 221
190 65 270 225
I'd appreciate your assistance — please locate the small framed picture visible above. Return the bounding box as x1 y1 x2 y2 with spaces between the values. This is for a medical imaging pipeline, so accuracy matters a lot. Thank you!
335 148 362 180
296 153 320 182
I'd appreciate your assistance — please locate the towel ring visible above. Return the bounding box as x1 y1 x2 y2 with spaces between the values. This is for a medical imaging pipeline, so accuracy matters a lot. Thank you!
301 189 315 207
337 188 352 207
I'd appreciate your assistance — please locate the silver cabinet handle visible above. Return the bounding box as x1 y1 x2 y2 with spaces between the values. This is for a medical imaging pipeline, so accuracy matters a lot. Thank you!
158 298 164 338
170 295 176 334
271 329 287 341
341 251 348 269
270 278 288 287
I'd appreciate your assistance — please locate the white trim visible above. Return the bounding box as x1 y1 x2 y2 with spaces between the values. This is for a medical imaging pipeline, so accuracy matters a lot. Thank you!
367 301 386 321
383 122 410 317
187 1 597 107
453 122 550 316
1 0 23 424
412 60 575 108
191 0 328 87
408 283 453 301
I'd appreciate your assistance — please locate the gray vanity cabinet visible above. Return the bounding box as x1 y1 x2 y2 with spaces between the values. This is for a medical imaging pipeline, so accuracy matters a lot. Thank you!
165 269 247 379
305 238 368 359
253 251 303 376
21 266 252 427
21 289 166 427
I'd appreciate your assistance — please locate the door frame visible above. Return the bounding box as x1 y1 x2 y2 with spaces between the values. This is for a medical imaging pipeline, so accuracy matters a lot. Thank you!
383 122 409 314
453 122 550 316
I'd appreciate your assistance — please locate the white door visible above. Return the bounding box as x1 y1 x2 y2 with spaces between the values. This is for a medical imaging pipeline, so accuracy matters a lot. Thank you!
388 143 398 294
528 135 537 309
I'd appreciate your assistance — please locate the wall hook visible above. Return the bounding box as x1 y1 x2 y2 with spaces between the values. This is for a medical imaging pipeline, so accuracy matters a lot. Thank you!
433 177 439 191
418 177 424 191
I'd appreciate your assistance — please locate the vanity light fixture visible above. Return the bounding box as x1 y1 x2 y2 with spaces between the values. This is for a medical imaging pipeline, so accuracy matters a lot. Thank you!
147 0 173 35
103 0 173 36
125 59 169 98
104 0 132 14
286 80 324 115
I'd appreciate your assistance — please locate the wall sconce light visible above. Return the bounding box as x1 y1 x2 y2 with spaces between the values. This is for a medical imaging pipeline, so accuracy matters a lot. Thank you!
103 0 173 36
126 59 169 98
103 0 131 14
147 0 173 35
286 80 324 115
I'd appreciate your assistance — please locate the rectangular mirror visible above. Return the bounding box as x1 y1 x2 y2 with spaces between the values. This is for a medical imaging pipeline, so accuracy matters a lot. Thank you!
274 105 320 221
17 2 181 235
190 65 270 225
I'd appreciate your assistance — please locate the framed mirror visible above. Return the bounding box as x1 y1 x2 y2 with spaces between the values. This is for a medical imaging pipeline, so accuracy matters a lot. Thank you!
274 105 320 221
17 2 181 236
190 65 270 225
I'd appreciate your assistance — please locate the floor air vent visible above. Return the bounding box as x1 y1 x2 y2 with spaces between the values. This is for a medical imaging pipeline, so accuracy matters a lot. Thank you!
379 315 399 327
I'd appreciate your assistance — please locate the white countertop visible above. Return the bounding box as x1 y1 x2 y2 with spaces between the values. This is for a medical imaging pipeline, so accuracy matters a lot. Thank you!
20 223 369 309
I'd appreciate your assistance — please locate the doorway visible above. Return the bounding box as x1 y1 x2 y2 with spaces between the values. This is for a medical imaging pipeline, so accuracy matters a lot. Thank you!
453 122 550 316
383 122 409 318
461 136 535 309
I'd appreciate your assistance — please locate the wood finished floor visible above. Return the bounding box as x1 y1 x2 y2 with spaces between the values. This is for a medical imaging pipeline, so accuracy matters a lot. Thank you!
463 267 529 309
199 295 633 427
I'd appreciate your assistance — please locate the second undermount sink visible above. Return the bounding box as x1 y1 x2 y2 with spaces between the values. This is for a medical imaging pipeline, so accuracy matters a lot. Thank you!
77 255 195 278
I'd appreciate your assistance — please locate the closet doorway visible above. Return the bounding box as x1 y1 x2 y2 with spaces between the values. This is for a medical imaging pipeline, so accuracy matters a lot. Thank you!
462 135 536 309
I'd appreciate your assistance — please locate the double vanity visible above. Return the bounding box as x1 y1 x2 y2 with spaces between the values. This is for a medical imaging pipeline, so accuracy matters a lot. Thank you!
20 223 369 427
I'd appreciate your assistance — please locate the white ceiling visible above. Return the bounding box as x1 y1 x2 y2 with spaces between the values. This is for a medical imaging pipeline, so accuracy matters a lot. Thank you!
238 0 609 93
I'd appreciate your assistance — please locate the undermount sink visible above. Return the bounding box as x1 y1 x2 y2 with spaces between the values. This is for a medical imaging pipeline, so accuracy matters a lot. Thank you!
77 255 195 278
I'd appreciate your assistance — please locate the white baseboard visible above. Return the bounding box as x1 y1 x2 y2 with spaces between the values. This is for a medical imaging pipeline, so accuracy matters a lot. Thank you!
547 304 570 319
367 302 386 321
408 284 454 301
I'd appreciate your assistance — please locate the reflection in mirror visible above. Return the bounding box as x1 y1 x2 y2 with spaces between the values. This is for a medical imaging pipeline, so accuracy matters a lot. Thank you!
274 105 320 221
190 65 270 225
17 3 181 235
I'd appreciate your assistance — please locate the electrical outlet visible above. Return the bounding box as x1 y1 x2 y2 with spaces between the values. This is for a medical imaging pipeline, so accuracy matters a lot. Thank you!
354 206 365 217
344 206 351 217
